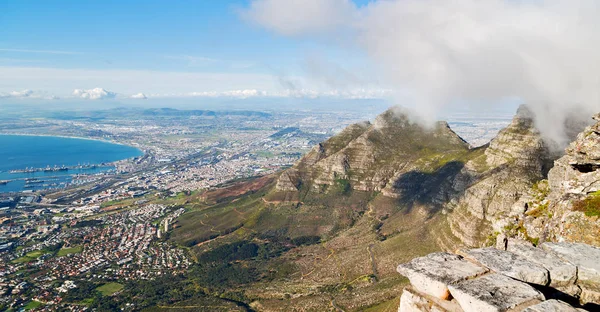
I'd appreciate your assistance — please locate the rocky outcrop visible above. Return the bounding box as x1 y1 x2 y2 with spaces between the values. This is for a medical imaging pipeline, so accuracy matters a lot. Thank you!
493 113 600 248
445 105 554 249
397 241 600 311
397 253 488 300
507 240 577 287
274 107 471 200
541 242 600 303
274 170 299 191
542 114 600 246
447 274 544 312
459 247 548 286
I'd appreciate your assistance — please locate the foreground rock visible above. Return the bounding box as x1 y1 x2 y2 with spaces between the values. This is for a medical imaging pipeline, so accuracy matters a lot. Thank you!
397 252 488 299
397 242 600 311
460 247 549 286
541 242 600 287
522 299 580 312
447 274 543 312
541 242 600 304
506 240 577 287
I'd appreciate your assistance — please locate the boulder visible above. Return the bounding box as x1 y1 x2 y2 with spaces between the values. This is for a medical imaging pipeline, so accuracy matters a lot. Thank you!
397 252 488 299
447 273 544 312
507 240 577 286
521 299 580 312
541 242 600 290
460 248 549 285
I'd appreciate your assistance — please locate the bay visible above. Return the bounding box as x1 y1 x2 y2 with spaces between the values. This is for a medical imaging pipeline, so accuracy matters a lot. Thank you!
0 135 143 193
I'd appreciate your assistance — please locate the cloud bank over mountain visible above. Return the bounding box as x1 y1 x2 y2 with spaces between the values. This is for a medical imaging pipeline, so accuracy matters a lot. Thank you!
244 0 600 146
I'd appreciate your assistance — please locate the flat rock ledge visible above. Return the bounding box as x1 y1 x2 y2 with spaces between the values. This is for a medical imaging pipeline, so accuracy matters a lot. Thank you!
397 242 600 312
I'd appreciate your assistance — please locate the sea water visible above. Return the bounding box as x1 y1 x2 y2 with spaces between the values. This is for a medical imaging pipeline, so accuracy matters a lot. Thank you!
0 135 142 193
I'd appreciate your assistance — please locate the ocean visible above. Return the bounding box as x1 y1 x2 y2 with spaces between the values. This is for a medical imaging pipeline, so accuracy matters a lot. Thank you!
0 135 143 193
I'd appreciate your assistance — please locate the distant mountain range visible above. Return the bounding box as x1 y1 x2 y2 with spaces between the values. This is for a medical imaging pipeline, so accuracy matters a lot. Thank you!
49 107 272 120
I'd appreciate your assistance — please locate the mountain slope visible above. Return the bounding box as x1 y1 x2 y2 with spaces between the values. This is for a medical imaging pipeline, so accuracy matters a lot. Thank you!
167 106 592 311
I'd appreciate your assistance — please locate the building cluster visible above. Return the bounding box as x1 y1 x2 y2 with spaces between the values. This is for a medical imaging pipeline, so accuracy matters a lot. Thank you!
0 203 189 310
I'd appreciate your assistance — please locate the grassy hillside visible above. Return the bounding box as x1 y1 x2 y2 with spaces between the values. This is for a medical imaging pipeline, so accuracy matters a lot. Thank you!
167 171 460 311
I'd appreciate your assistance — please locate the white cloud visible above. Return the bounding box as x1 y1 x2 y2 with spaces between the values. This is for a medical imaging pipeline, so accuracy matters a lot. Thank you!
9 90 34 97
0 89 59 100
0 67 278 96
130 93 148 99
244 0 600 146
73 88 116 100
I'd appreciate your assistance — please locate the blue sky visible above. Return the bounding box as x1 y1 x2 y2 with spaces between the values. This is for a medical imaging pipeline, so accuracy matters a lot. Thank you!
0 0 381 100
2 1 292 72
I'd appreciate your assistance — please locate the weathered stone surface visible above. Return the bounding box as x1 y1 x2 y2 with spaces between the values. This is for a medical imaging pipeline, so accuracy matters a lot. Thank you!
447 273 544 312
398 286 464 312
554 284 582 298
580 287 600 305
507 240 577 286
541 242 600 289
521 299 580 312
397 252 488 299
460 248 549 285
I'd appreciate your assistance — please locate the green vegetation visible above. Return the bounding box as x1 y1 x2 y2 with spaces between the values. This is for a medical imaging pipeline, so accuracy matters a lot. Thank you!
363 297 400 312
96 282 124 296
573 190 600 217
333 178 352 195
502 222 539 246
532 180 550 200
24 300 43 311
57 246 83 257
254 150 275 158
197 241 258 263
11 250 45 264
526 202 549 218
414 148 473 173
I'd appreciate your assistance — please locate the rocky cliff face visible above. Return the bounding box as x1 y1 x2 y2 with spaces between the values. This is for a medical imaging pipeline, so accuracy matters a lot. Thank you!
443 105 555 249
495 114 600 247
274 107 471 202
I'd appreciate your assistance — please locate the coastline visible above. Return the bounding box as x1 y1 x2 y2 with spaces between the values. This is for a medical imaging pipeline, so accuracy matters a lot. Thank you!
0 132 144 153
0 134 144 192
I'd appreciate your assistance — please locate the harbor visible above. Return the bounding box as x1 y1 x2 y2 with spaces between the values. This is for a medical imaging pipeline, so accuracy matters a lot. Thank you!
9 164 99 174
1 164 117 194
